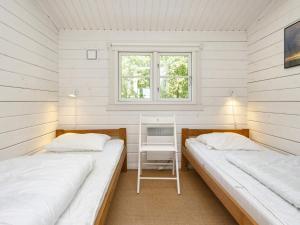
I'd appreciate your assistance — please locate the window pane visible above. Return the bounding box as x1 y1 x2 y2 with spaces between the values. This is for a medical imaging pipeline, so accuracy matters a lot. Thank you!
120 54 151 100
160 55 189 77
160 77 189 99
159 54 190 100
121 55 151 77
121 78 151 99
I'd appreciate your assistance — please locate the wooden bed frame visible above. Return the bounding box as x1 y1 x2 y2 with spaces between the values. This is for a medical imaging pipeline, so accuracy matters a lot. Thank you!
181 129 258 225
56 128 127 225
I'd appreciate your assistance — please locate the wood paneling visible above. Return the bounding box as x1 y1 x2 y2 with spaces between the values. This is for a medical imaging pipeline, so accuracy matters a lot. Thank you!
58 30 248 168
0 0 58 160
247 0 300 155
37 0 272 31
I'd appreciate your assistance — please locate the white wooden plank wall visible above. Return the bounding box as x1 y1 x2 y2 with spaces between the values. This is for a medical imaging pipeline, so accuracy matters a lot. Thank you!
0 0 58 160
59 30 248 168
247 0 300 155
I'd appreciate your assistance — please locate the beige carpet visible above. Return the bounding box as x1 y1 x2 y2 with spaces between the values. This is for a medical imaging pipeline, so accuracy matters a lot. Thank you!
106 170 237 225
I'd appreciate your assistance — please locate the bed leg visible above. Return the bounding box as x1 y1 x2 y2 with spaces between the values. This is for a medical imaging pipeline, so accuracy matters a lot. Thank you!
181 152 188 171
122 155 127 172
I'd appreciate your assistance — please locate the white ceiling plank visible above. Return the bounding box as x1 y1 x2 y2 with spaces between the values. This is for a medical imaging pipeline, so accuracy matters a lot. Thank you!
113 0 124 30
143 0 152 31
79 0 98 30
137 0 145 31
157 0 169 31
162 0 177 31
174 0 188 31
37 0 62 29
189 0 205 30
183 0 198 31
236 1 257 31
86 0 103 30
104 0 117 30
149 0 156 31
208 0 229 31
124 0 131 30
95 0 110 30
72 0 92 29
247 0 287 34
196 0 214 31
200 0 220 31
185 0 201 31
68 0 86 29
192 0 209 31
133 0 139 30
34 0 59 31
240 0 272 31
150 0 160 31
224 0 244 31
53 0 74 30
119 0 129 31
215 1 236 31
128 0 136 30
45 0 69 29
62 0 82 30
51 0 72 29
135 0 141 30
210 0 235 31
166 0 178 31
35 0 272 31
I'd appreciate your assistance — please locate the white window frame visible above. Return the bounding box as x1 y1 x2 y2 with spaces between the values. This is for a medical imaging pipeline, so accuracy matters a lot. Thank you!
118 52 153 102
157 52 193 102
108 43 202 111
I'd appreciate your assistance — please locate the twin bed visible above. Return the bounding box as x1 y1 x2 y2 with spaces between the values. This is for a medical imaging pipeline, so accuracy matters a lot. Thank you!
182 129 300 225
55 129 127 225
1 127 299 225
0 128 127 225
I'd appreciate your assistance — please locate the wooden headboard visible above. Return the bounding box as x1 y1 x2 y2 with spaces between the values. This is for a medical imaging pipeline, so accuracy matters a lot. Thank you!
56 128 127 146
182 128 249 148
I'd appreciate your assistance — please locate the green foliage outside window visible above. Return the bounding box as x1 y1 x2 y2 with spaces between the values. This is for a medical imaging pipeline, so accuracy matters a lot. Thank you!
120 53 190 100
120 55 151 99
159 55 189 99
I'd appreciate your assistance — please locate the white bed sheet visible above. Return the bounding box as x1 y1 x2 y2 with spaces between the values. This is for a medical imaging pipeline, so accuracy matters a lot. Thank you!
186 138 300 225
46 139 124 225
0 154 94 225
227 151 300 209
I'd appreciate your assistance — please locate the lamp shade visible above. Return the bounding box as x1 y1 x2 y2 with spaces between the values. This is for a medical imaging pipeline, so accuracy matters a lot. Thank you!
68 89 78 98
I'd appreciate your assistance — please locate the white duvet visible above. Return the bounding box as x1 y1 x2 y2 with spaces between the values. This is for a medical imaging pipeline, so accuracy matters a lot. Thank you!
227 151 300 208
0 154 94 225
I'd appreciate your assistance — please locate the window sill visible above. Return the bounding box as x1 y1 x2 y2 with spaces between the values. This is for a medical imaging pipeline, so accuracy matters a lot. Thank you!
106 104 203 111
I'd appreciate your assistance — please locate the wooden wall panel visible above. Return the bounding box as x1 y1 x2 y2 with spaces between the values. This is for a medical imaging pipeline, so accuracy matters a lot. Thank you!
58 30 248 169
0 0 58 160
247 0 300 155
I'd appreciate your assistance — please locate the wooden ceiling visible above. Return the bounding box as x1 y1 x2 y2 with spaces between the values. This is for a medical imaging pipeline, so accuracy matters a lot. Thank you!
37 0 274 31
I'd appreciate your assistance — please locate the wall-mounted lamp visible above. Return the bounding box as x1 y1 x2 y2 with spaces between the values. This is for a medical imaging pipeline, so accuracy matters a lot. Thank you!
230 90 236 98
68 89 79 129
68 89 79 98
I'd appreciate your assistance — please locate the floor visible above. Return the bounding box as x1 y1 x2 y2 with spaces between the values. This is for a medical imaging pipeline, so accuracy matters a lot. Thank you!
106 170 237 225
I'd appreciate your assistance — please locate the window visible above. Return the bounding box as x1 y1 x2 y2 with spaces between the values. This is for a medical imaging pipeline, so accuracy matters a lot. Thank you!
158 53 191 100
119 52 192 103
119 53 152 101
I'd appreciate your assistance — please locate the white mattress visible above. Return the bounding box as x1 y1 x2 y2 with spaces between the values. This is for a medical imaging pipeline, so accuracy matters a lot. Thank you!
186 138 300 225
45 139 124 225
